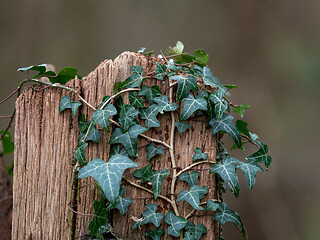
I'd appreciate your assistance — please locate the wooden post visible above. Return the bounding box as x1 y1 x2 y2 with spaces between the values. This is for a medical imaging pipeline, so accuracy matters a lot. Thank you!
13 52 218 239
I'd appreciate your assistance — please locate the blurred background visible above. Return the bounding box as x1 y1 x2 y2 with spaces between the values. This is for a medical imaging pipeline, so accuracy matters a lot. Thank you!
0 0 319 239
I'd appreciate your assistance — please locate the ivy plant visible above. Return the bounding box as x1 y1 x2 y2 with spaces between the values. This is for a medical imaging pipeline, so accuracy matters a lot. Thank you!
2 41 272 240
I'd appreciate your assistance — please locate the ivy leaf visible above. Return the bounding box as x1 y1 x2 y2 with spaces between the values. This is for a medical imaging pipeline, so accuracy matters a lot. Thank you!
78 155 138 204
170 75 198 101
109 125 148 157
115 195 133 215
167 41 184 55
110 144 128 157
70 101 82 117
233 103 250 118
174 121 191 133
246 141 272 169
250 132 259 142
129 92 144 108
166 61 179 73
88 199 108 238
132 204 164 229
17 63 47 73
79 114 87 132
194 49 209 66
236 160 263 189
185 221 207 240
192 148 207 162
209 113 241 148
205 200 219 212
214 202 243 228
178 171 200 186
92 105 117 132
155 62 167 80
49 67 81 85
210 156 239 197
146 143 164 160
139 85 162 104
0 130 14 155
74 144 87 165
224 84 239 89
133 164 153 183
137 47 146 53
79 123 101 143
183 232 195 240
120 65 144 89
145 228 165 240
119 104 139 131
59 95 71 113
177 185 208 210
165 211 187 237
209 91 227 120
139 104 160 128
179 94 207 121
149 169 170 200
203 67 224 89
236 120 250 137
153 95 179 114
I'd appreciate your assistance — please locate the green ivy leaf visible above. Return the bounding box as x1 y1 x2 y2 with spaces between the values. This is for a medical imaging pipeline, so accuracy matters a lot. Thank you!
210 156 239 197
155 62 167 80
59 95 71 113
250 132 259 142
79 123 101 143
209 113 241 148
203 67 224 89
96 221 111 237
236 160 263 189
119 104 139 131
115 195 133 216
236 120 250 137
167 41 184 55
129 92 144 108
246 141 272 169
139 104 160 128
98 96 111 109
170 75 198 101
88 199 108 238
146 143 164 161
0 130 14 155
214 202 243 228
92 105 117 132
179 94 207 121
17 64 47 73
139 85 162 104
145 228 165 240
224 84 239 89
149 169 170 200
185 221 207 240
166 61 179 73
233 103 250 118
153 95 179 114
179 171 200 186
78 155 138 204
79 114 87 132
165 211 187 237
175 53 195 64
192 148 207 162
120 65 144 89
49 67 81 85
174 121 191 133
183 232 195 240
209 91 227 120
110 144 128 157
70 101 82 117
132 204 164 229
109 125 148 157
205 200 219 212
177 185 208 210
194 49 209 66
133 164 153 183
74 144 87 165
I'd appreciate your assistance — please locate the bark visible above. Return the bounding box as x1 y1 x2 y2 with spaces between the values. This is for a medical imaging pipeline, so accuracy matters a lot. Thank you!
13 52 218 240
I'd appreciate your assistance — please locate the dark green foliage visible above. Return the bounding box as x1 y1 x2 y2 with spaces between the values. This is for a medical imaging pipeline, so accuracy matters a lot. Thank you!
146 142 164 160
174 121 191 133
139 104 160 128
132 204 163 229
179 171 200 186
145 228 165 240
88 199 108 238
247 141 272 169
177 185 208 210
139 85 162 104
120 65 144 89
165 211 187 237
170 75 198 101
192 148 207 162
0 130 14 155
184 221 207 240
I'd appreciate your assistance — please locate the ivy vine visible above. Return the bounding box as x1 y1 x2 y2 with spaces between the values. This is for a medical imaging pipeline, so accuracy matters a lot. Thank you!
1 41 272 240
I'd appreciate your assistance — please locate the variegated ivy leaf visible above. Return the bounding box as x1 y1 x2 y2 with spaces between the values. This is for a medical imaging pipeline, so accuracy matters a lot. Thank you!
236 160 263 189
203 67 224 89
146 142 164 160
78 155 138 205
88 199 108 238
149 169 170 200
177 185 208 210
179 94 207 121
59 95 82 117
145 228 165 240
132 204 163 230
246 141 272 169
109 125 147 157
79 123 101 143
174 121 191 133
178 171 200 186
209 113 241 148
155 62 167 80
192 148 207 162
169 75 198 101
119 104 139 131
120 65 144 89
110 144 128 157
214 202 243 228
129 92 144 108
210 156 240 197
165 211 187 237
205 200 219 212
209 91 227 120
153 95 179 114
133 164 153 183
139 104 160 128
139 85 162 104
92 104 117 132
185 221 207 240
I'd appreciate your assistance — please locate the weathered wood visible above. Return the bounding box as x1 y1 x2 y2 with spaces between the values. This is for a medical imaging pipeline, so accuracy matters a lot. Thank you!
13 52 218 240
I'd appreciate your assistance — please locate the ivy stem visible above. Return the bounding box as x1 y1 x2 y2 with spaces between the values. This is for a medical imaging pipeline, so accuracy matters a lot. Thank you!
123 178 173 205
100 88 140 110
176 160 216 178
240 133 259 148
175 60 197 66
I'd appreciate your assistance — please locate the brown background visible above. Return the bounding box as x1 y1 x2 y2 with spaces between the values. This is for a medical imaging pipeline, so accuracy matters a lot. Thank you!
0 1 320 239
